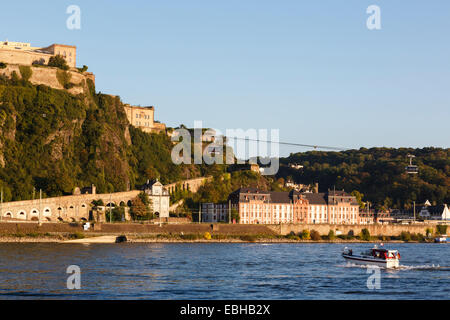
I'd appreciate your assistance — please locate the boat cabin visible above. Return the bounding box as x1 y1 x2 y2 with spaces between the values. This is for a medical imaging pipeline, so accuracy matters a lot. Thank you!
371 248 399 260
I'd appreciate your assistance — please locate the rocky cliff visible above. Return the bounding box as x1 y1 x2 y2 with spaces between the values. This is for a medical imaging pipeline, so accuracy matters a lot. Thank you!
0 69 188 202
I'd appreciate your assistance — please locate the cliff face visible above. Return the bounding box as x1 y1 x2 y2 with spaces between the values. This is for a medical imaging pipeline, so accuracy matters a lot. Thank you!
0 71 179 202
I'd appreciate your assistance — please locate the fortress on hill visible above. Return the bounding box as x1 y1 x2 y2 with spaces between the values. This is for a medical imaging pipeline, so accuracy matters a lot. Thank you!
0 40 76 68
0 40 166 133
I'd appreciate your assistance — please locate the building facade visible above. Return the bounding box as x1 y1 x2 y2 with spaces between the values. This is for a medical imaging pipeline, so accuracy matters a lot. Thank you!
418 203 450 220
123 104 166 134
302 190 360 225
142 180 170 218
201 203 229 223
0 40 76 68
202 188 360 225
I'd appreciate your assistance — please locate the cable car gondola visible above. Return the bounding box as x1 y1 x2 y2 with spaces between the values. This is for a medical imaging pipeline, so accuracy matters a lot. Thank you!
405 154 419 174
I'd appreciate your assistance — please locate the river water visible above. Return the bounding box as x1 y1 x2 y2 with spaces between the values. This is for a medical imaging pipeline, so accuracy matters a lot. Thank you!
0 243 448 299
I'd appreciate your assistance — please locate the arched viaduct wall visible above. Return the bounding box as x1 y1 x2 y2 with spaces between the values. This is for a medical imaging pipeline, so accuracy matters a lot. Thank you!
0 177 212 222
0 190 140 222
165 176 212 194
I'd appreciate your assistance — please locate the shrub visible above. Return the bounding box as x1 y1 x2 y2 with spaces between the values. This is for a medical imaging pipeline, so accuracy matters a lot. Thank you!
78 65 88 73
400 231 412 242
328 230 336 241
26 232 40 238
411 233 425 242
286 234 300 240
310 230 321 241
360 228 371 241
203 232 211 240
56 70 72 89
69 232 85 239
19 65 32 82
300 229 310 240
13 232 25 238
0 62 6 69
212 234 231 240
48 54 69 70
180 233 200 240
426 228 433 237
436 225 448 235
240 235 258 242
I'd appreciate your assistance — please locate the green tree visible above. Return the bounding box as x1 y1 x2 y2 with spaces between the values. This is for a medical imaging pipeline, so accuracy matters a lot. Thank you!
360 228 371 241
436 225 448 235
328 230 336 241
300 229 310 240
130 192 152 220
351 190 366 209
106 206 125 222
48 55 69 70
19 66 32 82
310 230 321 240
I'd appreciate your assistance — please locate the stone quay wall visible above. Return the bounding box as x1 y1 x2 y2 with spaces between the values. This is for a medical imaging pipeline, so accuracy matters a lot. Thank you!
269 223 442 236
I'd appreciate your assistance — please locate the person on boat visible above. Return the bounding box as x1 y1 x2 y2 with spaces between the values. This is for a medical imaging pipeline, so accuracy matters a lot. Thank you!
349 249 353 256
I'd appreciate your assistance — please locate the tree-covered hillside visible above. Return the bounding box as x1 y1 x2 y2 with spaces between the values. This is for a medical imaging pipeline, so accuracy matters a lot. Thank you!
0 73 218 202
278 148 449 210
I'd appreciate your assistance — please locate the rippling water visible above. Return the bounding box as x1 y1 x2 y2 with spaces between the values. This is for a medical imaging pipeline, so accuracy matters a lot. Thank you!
0 243 449 299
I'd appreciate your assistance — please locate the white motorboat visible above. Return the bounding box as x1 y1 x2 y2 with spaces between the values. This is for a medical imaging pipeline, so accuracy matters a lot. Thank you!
434 235 447 243
342 245 400 269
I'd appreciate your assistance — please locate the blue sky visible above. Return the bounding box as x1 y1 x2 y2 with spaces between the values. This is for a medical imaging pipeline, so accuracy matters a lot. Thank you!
1 0 449 156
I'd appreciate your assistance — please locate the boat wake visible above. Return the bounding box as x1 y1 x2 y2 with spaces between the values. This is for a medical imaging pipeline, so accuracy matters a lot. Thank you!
397 264 450 271
339 262 450 271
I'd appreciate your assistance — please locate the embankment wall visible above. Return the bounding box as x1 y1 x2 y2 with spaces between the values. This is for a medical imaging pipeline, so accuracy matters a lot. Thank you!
0 222 442 237
269 223 441 236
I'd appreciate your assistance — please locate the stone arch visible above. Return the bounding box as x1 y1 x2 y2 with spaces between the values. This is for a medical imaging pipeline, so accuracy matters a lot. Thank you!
17 210 27 220
127 200 132 207
31 216 39 221
154 212 160 218
30 208 39 218
43 207 51 216
80 217 87 222
4 211 13 219
57 217 64 222
70 217 76 222
81 203 87 208
45 217 51 221
105 202 116 208
119 201 126 207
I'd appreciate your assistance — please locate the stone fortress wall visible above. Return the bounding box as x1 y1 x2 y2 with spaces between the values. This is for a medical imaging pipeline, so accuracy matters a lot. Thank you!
0 41 76 68
0 64 95 95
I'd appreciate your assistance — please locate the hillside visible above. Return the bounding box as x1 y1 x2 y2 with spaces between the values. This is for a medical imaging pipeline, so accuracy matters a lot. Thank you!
277 148 450 210
0 71 215 202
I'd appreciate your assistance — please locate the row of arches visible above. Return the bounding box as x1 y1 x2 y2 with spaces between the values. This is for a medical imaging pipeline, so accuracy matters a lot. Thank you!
2 207 52 220
2 203 89 221
167 184 191 194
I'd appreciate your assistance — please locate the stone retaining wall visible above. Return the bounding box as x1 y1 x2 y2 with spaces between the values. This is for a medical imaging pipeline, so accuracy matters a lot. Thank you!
270 223 444 236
